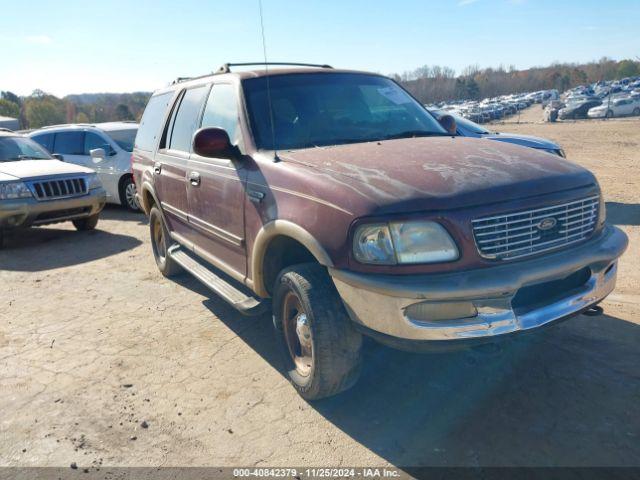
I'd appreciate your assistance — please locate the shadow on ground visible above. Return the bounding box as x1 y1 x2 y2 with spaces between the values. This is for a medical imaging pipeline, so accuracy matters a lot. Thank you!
101 205 148 224
185 276 640 467
606 202 640 226
0 227 142 271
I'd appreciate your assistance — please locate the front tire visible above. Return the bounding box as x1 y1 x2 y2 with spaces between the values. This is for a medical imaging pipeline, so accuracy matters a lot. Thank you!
119 175 140 212
149 206 180 277
72 214 99 231
273 263 362 400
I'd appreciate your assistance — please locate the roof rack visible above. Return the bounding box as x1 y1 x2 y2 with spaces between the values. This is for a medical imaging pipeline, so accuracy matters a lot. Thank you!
216 62 333 74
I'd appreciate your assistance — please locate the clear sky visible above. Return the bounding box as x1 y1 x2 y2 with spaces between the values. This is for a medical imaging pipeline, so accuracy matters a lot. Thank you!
1 0 638 97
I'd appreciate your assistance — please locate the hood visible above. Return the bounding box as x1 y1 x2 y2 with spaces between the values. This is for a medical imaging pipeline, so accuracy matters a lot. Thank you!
0 160 94 180
480 132 559 150
279 137 596 213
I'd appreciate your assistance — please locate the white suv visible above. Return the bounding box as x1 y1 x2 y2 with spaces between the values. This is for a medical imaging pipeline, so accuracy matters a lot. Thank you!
29 122 140 211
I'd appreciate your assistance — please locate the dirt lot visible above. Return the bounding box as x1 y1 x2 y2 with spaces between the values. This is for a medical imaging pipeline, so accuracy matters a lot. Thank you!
1 109 639 469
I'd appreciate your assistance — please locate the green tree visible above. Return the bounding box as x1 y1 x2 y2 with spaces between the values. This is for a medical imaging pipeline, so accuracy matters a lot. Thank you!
1 91 21 106
617 60 639 78
115 103 134 121
75 112 90 123
0 99 20 119
24 97 65 128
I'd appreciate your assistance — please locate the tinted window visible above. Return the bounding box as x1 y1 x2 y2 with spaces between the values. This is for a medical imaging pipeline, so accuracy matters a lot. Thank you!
84 132 112 155
135 93 172 151
169 86 209 152
31 133 54 151
53 131 84 155
201 84 239 143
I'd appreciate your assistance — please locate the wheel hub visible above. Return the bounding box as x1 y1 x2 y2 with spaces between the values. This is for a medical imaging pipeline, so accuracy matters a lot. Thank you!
295 314 312 349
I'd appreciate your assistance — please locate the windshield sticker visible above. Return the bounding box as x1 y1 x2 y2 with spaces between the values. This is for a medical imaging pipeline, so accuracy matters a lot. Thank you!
377 87 411 105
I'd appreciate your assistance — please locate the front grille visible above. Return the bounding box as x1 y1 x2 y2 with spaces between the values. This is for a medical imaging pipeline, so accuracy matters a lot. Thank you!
28 177 88 201
472 195 599 260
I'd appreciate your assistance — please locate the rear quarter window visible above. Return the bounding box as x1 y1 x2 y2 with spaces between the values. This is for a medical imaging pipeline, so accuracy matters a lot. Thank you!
31 132 54 152
135 93 173 152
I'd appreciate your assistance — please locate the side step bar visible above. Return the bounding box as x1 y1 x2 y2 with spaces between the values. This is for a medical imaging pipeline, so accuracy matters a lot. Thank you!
168 245 269 316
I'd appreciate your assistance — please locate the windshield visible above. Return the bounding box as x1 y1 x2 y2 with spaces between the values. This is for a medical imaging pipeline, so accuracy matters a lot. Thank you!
105 128 137 152
243 73 447 150
0 136 53 162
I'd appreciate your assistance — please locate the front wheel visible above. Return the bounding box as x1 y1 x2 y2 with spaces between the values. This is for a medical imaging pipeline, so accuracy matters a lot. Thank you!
149 206 180 277
273 263 362 400
120 176 140 212
72 214 99 231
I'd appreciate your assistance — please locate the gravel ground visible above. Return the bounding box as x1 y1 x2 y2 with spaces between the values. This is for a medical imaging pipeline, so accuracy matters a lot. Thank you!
1 109 639 469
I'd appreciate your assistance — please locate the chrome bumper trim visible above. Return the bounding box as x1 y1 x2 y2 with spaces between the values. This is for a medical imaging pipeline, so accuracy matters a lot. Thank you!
330 226 627 341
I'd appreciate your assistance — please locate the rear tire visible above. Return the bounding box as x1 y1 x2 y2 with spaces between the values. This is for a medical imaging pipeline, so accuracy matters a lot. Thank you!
273 263 362 400
72 214 99 231
119 175 140 212
149 206 180 277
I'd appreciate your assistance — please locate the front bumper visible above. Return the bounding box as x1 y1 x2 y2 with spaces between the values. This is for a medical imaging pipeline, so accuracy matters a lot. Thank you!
0 188 106 229
330 226 628 342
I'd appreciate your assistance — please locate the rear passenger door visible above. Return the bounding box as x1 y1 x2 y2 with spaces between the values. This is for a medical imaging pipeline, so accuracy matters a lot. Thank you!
186 82 247 278
154 85 209 239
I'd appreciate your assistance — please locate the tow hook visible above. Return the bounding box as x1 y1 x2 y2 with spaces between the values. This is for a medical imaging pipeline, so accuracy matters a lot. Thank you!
583 305 604 317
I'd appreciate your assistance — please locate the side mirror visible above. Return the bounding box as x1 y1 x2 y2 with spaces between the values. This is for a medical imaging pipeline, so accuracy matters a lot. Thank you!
438 114 457 135
192 127 237 160
90 148 106 163
52 153 64 161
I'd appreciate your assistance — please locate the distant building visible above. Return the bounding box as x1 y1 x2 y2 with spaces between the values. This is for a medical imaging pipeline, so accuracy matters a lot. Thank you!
0 116 19 131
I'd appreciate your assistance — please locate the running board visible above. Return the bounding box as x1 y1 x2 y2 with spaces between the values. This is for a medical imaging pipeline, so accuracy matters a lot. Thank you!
168 245 269 316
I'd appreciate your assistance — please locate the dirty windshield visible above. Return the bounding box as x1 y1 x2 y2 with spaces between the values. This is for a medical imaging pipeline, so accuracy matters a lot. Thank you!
243 72 447 150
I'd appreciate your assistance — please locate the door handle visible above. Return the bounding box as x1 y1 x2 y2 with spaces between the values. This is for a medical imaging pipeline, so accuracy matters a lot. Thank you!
189 171 201 186
153 162 162 174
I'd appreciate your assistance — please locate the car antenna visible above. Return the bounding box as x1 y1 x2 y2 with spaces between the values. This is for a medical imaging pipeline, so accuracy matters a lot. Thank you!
258 0 280 162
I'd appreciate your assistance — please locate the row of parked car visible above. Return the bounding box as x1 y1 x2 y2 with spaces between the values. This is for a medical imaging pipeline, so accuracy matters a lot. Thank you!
429 89 560 124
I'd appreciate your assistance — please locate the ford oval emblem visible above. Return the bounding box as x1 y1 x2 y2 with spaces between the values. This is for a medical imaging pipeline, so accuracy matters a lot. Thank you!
538 217 557 231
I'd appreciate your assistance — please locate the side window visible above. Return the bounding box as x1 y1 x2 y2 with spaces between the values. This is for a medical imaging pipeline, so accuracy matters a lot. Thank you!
53 131 85 155
84 132 113 155
135 92 172 151
201 83 240 143
168 86 209 152
32 133 54 152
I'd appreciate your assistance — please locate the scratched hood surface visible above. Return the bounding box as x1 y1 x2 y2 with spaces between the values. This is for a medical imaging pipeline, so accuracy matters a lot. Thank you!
279 136 595 212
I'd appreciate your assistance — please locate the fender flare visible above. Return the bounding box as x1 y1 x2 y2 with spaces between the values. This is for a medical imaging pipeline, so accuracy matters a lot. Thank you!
251 220 334 297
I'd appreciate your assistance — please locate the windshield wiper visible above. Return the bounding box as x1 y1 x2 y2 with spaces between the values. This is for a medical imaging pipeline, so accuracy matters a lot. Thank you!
383 131 449 140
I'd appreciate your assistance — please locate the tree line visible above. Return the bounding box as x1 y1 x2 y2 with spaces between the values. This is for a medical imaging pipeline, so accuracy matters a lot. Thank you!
0 90 151 130
391 57 640 103
1 58 638 129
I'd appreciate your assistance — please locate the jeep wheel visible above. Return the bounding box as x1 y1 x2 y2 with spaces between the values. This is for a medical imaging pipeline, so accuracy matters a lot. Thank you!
273 263 362 400
72 214 99 231
149 206 180 277
120 176 140 212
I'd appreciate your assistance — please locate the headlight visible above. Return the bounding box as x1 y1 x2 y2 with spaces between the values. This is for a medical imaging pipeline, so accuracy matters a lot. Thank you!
0 181 33 200
87 173 102 190
353 220 459 265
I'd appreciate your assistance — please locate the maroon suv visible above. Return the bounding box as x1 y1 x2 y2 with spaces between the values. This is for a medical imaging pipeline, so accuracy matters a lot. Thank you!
132 64 627 400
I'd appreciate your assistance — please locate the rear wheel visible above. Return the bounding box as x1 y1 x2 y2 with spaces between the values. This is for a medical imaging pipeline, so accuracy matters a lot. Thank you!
72 214 99 231
149 206 180 277
119 176 140 212
273 263 362 400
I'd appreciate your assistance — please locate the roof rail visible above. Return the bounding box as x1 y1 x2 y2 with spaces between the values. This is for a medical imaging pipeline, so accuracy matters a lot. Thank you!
216 62 333 74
